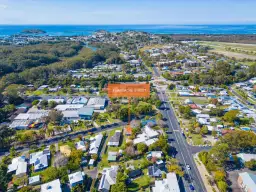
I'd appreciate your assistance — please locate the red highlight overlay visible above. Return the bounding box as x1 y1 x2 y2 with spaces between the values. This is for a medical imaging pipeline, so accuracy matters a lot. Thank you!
108 83 150 98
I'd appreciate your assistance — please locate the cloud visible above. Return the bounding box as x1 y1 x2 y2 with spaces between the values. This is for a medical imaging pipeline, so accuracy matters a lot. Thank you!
0 4 8 9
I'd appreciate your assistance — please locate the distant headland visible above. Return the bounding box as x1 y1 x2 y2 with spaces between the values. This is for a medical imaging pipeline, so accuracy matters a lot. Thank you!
21 29 46 34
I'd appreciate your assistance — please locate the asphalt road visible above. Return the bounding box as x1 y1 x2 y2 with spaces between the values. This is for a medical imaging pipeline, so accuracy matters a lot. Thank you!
153 66 206 192
0 122 126 157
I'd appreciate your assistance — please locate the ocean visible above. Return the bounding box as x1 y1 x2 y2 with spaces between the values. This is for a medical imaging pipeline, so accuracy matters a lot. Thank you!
0 25 256 37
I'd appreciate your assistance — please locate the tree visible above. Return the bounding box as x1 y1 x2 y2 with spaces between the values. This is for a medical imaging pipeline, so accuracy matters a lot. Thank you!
137 143 148 153
0 165 7 192
32 100 39 106
9 146 16 157
245 159 256 170
214 170 226 182
168 84 175 90
217 181 228 192
19 186 37 192
48 101 57 109
46 110 63 125
72 184 86 192
223 110 239 123
0 125 15 148
200 126 208 135
40 100 48 109
50 144 56 155
209 143 229 167
67 149 83 171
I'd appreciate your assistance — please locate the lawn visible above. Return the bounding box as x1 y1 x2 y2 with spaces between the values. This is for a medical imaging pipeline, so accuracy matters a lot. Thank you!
190 134 204 145
98 127 124 169
182 97 209 105
198 41 256 60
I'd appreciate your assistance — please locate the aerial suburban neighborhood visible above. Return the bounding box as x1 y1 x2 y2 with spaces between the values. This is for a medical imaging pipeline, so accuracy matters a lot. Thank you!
0 21 256 192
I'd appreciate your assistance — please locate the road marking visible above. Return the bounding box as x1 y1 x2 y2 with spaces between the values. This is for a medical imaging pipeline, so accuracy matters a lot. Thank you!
159 92 193 192
162 92 206 191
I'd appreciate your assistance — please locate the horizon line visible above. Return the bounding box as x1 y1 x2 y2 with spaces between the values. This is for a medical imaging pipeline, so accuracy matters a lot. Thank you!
0 23 256 26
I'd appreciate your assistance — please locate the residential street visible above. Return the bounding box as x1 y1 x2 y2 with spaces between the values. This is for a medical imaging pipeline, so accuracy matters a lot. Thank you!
153 66 207 192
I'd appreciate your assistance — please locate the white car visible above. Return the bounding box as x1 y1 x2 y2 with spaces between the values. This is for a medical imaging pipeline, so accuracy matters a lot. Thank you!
186 164 191 170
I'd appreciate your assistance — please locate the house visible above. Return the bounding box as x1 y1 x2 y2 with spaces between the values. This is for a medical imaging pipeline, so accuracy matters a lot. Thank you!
29 175 41 186
108 152 118 162
146 151 163 160
152 172 180 192
59 145 71 157
89 134 103 154
86 98 106 110
148 164 162 177
7 156 27 177
133 125 159 146
78 107 94 120
184 98 193 105
237 153 256 163
89 159 95 166
30 149 50 172
68 171 85 188
41 179 62 192
125 126 132 136
108 130 121 147
98 166 118 191
128 169 142 179
75 141 87 151
238 172 256 192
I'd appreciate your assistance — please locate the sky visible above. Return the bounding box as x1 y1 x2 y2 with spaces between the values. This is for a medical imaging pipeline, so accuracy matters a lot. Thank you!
0 0 255 25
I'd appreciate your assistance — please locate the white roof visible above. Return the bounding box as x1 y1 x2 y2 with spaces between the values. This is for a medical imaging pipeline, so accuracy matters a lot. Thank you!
148 151 163 158
76 141 86 151
9 120 31 129
15 113 48 120
47 99 65 103
41 179 62 192
89 134 103 154
144 125 159 138
237 153 256 162
99 166 118 191
152 172 180 192
62 110 79 118
16 161 27 175
145 138 158 146
55 104 84 111
29 175 40 185
196 114 210 119
238 172 256 191
7 156 26 173
134 126 159 146
34 154 48 171
68 171 84 186
87 98 105 107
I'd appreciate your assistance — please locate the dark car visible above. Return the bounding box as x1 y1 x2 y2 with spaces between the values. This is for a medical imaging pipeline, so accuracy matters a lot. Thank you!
189 184 195 191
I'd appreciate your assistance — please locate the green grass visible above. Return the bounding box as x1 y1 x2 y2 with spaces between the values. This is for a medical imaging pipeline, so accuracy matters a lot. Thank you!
182 97 209 105
191 134 204 145
198 41 256 61
127 175 151 191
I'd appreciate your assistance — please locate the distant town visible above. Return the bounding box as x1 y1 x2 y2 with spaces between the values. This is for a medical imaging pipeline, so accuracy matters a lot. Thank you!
0 29 256 192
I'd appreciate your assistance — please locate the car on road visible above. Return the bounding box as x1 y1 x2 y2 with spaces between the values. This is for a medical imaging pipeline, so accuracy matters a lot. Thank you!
189 184 195 191
186 164 191 170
